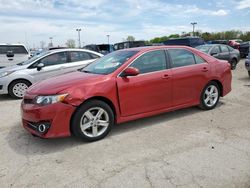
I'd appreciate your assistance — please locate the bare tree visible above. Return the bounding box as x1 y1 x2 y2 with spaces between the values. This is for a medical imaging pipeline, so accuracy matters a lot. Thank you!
66 39 76 48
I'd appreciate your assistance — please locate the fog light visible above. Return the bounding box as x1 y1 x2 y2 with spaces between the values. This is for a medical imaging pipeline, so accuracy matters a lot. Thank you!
38 124 47 133
27 121 50 134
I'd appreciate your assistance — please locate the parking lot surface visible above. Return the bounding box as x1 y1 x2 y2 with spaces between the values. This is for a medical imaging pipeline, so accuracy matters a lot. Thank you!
0 60 249 188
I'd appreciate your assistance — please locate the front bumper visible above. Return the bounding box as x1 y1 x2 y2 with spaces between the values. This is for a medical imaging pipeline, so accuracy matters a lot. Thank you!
0 77 9 95
21 94 76 138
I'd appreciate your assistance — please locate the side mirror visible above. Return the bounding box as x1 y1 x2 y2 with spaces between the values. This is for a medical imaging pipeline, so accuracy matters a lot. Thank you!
211 52 218 56
37 63 45 71
121 67 139 77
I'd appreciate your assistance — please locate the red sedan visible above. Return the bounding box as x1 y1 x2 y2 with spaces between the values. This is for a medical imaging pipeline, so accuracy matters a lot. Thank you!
21 46 232 141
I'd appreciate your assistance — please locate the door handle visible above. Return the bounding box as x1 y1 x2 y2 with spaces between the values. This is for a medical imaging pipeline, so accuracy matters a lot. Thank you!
201 67 208 72
162 74 171 79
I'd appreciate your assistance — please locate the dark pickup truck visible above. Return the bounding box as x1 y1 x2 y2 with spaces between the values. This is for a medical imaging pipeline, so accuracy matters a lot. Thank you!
239 42 250 58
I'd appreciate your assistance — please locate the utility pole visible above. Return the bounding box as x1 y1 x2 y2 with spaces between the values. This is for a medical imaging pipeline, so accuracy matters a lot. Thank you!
76 28 82 48
107 34 110 44
49 37 53 47
191 22 197 37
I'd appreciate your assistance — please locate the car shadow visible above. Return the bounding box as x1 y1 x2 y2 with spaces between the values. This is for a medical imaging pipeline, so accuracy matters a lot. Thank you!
6 102 225 156
0 94 20 101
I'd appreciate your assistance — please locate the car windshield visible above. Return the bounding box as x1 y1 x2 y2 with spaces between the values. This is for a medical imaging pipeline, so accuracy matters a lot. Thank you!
80 50 138 74
196 45 212 53
17 51 51 66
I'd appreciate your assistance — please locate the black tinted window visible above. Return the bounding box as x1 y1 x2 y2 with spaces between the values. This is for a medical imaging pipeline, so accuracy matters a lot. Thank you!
90 53 101 59
211 46 220 54
0 45 28 54
168 49 195 68
130 50 166 74
40 52 67 66
69 51 92 62
220 45 229 53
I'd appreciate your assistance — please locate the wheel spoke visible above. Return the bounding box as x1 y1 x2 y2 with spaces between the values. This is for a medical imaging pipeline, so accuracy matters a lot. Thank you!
209 86 215 94
209 98 214 105
211 93 218 98
92 126 98 136
85 111 94 120
204 97 210 104
95 109 104 119
205 90 210 95
97 120 109 127
81 122 92 131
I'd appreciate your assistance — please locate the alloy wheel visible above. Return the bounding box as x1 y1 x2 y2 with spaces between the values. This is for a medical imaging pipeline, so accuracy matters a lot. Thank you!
203 85 219 107
80 107 110 138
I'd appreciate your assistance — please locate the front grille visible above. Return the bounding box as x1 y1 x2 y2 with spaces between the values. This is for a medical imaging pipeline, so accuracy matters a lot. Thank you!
23 98 34 104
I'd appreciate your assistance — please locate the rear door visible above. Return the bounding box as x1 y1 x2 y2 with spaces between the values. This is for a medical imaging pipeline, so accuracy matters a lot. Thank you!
168 48 210 106
117 50 172 116
218 45 230 61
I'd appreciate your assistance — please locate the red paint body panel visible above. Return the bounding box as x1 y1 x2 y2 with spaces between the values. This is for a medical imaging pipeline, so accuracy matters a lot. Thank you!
21 46 232 138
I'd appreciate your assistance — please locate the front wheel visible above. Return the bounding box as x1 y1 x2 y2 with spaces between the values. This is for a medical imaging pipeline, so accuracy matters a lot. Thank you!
8 80 31 99
71 100 114 142
199 82 220 110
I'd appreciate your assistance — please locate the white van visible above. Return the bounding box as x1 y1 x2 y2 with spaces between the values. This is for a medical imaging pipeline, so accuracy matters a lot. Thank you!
0 44 30 68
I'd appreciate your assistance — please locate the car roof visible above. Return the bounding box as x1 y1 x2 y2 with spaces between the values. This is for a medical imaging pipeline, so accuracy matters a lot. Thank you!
119 45 197 52
48 48 103 55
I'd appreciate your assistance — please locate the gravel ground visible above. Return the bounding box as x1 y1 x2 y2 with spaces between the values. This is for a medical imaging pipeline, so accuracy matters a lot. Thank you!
0 59 249 188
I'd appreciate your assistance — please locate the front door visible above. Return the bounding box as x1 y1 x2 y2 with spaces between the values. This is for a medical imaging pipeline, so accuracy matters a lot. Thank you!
117 50 172 117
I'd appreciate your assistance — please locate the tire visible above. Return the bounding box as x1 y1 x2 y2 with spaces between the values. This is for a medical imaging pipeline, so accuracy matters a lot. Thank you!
71 100 114 142
199 81 220 110
230 59 237 70
8 80 31 99
248 71 250 77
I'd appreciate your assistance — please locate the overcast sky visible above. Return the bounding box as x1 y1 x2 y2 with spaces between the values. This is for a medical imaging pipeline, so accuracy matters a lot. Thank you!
0 0 250 48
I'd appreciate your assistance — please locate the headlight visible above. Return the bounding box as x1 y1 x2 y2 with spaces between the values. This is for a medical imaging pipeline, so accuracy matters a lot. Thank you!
0 71 15 78
34 94 68 105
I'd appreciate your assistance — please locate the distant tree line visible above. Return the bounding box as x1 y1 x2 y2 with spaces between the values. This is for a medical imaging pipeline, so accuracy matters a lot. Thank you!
149 30 250 43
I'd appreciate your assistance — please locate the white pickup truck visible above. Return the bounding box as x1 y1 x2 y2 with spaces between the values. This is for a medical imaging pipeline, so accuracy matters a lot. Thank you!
0 44 30 68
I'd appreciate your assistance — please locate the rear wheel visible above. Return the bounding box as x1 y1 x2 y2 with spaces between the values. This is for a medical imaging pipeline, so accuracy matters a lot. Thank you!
199 82 220 110
8 80 31 99
230 59 237 70
71 100 114 142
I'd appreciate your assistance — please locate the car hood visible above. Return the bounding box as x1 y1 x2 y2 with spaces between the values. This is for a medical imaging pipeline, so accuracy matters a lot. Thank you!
0 64 27 73
27 71 106 95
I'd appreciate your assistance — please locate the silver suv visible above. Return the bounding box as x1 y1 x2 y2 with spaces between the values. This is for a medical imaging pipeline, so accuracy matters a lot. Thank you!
0 48 102 98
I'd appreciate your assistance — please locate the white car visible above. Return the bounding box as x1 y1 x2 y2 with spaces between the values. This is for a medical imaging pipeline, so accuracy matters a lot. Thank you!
0 48 103 98
0 44 30 68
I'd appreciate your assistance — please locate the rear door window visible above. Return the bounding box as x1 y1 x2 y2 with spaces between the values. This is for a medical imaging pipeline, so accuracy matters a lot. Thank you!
168 49 196 68
220 45 229 53
69 51 94 62
211 46 221 54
